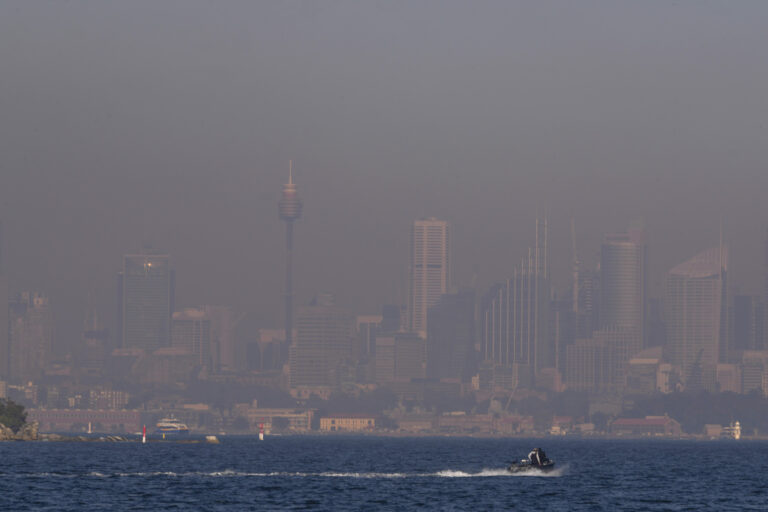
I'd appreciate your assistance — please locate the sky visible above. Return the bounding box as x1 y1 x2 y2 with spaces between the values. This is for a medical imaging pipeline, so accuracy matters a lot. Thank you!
1 1 768 350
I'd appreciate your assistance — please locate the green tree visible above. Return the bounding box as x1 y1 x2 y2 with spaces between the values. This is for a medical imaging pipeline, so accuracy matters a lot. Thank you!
0 399 28 433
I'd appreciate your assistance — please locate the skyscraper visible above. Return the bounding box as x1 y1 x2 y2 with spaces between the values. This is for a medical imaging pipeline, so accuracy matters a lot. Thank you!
8 292 54 383
0 221 8 379
600 229 646 337
278 161 303 348
120 253 174 352
665 247 727 388
480 220 550 379
289 294 354 389
599 229 646 374
764 228 768 352
427 289 475 381
408 218 450 337
171 308 212 368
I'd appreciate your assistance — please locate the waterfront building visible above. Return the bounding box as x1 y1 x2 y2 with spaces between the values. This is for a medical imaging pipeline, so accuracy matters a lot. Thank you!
320 414 376 432
408 218 450 337
28 409 141 434
609 415 682 437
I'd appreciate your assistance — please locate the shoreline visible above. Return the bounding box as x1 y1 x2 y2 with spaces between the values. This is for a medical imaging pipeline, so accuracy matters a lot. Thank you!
8 431 768 442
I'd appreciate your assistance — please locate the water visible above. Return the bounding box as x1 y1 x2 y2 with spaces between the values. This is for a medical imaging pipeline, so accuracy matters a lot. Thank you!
1 436 765 510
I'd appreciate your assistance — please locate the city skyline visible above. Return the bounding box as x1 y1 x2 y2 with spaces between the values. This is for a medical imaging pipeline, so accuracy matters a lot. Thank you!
3 3 768 351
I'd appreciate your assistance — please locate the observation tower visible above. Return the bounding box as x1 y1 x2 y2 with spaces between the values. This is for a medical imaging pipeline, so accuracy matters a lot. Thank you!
278 161 303 346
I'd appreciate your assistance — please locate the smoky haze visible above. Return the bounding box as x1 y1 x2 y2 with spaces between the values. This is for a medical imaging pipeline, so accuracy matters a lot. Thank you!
1 1 768 350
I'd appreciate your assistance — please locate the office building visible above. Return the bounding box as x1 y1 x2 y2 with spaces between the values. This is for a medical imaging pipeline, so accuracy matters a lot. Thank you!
427 290 475 381
665 247 727 387
732 295 764 353
202 305 238 372
8 292 54 383
480 220 551 380
289 294 354 388
171 308 212 368
374 332 426 384
0 222 8 379
599 229 646 369
408 218 450 337
119 253 174 352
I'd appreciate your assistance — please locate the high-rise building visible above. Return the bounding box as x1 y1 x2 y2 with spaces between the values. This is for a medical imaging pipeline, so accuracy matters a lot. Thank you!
480 220 550 380
171 308 212 368
0 221 8 379
600 229 646 335
8 292 54 383
289 294 354 389
575 269 600 339
374 332 427 384
356 315 383 361
564 338 610 393
764 228 768 352
599 229 646 369
393 332 426 381
120 253 174 352
201 305 239 373
278 162 303 348
80 310 109 379
732 295 764 353
408 218 450 337
427 290 475 381
665 247 727 388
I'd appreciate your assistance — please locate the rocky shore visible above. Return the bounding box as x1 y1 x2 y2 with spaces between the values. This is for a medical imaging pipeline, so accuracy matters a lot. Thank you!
0 421 39 441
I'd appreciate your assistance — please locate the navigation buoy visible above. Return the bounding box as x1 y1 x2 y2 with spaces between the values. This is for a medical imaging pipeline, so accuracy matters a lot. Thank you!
259 423 264 441
142 425 146 444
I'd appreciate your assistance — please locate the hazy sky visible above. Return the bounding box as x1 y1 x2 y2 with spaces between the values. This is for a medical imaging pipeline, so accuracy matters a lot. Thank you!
2 1 768 348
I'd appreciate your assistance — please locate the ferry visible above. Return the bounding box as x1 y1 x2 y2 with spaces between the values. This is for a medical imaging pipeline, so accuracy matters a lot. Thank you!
720 421 741 440
154 417 190 436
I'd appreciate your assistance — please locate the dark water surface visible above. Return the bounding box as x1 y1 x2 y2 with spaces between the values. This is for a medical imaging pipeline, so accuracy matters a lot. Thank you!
1 436 765 510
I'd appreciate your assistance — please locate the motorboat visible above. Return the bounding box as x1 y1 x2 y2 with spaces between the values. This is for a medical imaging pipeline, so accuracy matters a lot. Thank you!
507 458 556 473
508 448 555 473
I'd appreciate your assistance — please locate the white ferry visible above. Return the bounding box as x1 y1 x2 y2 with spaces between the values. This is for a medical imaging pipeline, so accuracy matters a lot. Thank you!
154 417 190 436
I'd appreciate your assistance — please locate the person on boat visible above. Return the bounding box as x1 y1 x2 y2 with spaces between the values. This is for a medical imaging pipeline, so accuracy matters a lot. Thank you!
528 448 547 466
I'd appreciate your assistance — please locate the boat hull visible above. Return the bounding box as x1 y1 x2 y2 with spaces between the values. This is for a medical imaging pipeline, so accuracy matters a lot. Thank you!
507 460 555 473
153 428 190 435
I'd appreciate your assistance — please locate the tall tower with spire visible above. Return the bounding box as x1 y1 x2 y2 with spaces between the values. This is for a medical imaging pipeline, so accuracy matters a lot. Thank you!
278 161 303 347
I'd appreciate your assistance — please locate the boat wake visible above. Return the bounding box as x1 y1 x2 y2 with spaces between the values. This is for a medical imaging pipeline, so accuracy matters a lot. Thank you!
436 465 566 478
8 467 566 479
